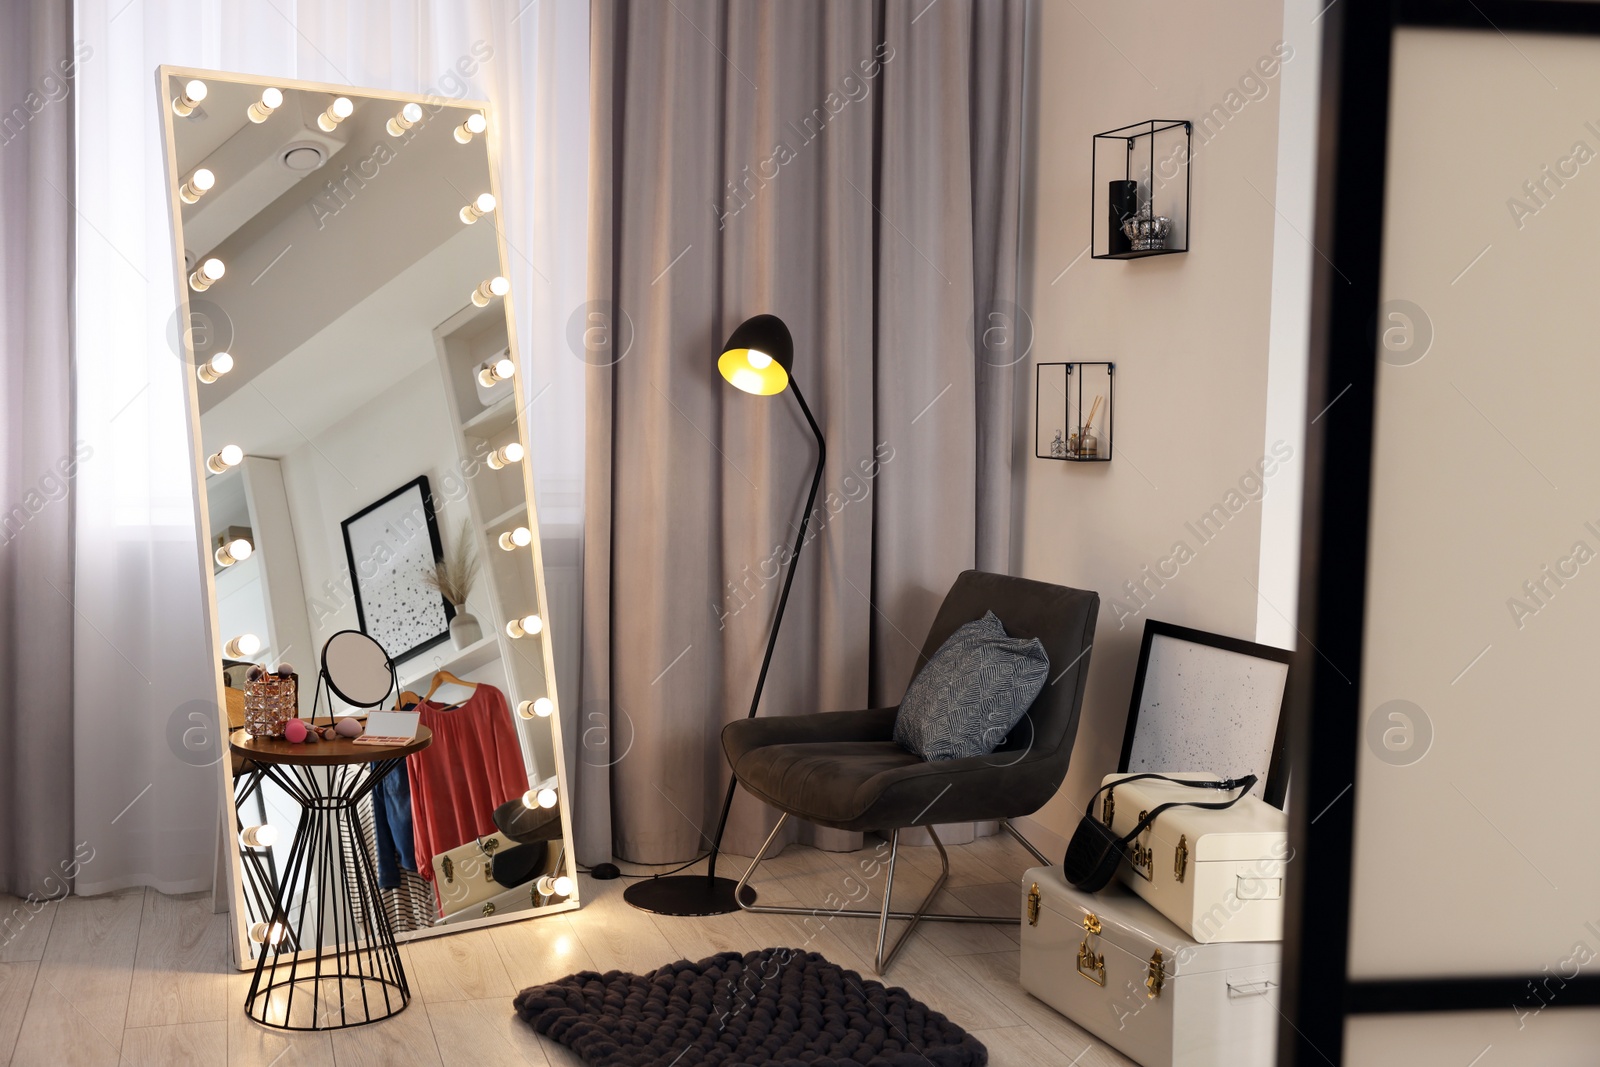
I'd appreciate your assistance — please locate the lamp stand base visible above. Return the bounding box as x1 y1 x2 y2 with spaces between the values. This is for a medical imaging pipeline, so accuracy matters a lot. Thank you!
622 874 756 917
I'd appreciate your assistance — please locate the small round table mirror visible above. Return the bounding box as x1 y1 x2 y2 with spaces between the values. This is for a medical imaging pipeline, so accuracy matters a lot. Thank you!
320 630 396 708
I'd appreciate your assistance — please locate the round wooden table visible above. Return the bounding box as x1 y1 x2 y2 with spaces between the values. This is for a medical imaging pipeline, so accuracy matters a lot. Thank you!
229 726 432 1030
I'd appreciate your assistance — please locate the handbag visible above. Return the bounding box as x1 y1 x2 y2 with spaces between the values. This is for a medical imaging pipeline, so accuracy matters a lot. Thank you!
1062 772 1257 891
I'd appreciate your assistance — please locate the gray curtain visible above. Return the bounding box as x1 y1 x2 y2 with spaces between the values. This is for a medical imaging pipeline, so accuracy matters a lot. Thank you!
0 0 76 895
578 0 1025 865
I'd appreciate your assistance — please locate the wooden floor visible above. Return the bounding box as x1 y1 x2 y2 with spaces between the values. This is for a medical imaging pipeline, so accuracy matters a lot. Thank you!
0 832 1131 1066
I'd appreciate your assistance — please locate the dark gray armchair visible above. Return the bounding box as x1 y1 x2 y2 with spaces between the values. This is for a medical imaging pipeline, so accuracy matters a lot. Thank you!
722 569 1099 972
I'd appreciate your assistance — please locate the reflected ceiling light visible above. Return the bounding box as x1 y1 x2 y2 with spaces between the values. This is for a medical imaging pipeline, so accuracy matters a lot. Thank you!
214 537 253 567
247 87 283 123
486 440 524 469
317 96 354 132
207 443 244 473
386 101 424 137
248 921 287 945
178 167 215 204
239 824 278 848
516 696 554 720
477 356 514 387
471 275 510 307
225 633 262 658
505 613 542 639
196 351 234 383
498 526 532 551
172 78 208 117
454 112 487 144
189 257 225 292
536 874 574 897
460 192 496 224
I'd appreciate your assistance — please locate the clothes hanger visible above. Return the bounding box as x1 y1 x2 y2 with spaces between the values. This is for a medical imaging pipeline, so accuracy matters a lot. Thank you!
423 669 478 703
395 689 424 709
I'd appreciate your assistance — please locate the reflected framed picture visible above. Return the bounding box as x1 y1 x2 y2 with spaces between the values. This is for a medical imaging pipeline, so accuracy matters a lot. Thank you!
340 475 454 664
1118 619 1292 808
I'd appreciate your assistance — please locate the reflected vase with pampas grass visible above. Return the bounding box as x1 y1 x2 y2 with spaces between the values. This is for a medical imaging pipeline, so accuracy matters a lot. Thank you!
426 518 483 650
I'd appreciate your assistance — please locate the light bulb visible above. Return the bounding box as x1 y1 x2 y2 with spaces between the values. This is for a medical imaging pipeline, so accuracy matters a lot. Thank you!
498 526 532 551
746 350 773 369
247 87 283 123
196 351 234 383
386 101 424 137
536 874 573 897
317 96 354 132
189 257 225 292
207 443 244 473
225 633 262 658
515 698 555 720
172 78 207 117
486 441 524 470
460 191 497 224
214 538 253 567
535 787 558 809
471 275 510 307
477 356 515 387
521 789 540 809
505 613 542 639
454 112 488 143
249 921 287 945
239 824 278 848
179 167 215 204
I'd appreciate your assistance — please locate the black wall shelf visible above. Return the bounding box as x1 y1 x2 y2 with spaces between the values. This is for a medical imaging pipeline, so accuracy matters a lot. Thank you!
1035 361 1114 462
1092 119 1191 260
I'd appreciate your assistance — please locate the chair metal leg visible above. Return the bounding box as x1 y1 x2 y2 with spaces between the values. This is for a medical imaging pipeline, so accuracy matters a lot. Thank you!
734 818 1020 976
1002 819 1052 866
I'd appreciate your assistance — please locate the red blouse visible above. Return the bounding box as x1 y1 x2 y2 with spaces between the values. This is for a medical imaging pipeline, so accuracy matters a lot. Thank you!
406 684 528 882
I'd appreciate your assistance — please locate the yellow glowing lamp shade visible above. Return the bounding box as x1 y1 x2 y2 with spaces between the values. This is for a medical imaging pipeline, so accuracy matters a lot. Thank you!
718 315 793 396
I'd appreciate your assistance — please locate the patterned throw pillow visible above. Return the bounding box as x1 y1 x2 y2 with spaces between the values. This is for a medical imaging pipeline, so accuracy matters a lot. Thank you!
893 611 1050 761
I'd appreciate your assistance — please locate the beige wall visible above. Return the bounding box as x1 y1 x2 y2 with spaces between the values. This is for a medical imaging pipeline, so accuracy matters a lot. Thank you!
1016 0 1294 844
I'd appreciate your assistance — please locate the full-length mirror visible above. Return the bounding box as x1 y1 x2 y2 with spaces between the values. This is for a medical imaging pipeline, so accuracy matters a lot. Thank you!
158 68 576 981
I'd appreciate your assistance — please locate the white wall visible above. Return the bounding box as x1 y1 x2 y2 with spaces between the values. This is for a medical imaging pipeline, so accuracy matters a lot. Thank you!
1017 0 1294 843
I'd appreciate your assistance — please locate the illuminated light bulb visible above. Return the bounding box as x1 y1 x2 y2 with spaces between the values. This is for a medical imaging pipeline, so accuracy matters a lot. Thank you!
316 96 354 132
239 824 279 848
515 697 553 720
498 526 532 551
460 191 497 224
225 633 262 658
207 443 244 473
386 101 424 137
485 441 524 470
535 787 558 809
521 788 539 808
196 351 234 383
214 538 253 567
178 167 215 204
172 78 207 117
746 350 773 369
536 874 573 897
189 257 225 292
505 614 542 639
454 112 488 144
471 275 511 307
477 356 515 387
247 87 283 123
248 921 287 945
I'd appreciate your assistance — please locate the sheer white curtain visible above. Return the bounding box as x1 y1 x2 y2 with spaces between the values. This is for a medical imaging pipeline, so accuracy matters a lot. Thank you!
72 0 588 894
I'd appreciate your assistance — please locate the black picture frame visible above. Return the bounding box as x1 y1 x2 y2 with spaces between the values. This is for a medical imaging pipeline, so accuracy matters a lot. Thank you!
1286 2 1600 1062
1118 620 1291 809
338 475 455 665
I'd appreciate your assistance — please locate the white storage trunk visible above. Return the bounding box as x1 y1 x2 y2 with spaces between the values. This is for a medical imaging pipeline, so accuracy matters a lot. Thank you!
1102 772 1288 943
1020 866 1280 1067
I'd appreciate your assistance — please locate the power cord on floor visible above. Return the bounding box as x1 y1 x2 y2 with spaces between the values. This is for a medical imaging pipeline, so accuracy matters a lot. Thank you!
579 853 711 881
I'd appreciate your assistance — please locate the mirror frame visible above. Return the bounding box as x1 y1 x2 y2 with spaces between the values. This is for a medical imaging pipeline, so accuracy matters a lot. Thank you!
155 65 579 969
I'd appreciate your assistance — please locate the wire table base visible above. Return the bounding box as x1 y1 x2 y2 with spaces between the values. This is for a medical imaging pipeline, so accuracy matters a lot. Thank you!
243 753 414 1030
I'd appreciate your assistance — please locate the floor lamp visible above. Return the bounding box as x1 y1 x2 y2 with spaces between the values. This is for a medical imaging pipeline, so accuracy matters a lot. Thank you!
624 314 827 916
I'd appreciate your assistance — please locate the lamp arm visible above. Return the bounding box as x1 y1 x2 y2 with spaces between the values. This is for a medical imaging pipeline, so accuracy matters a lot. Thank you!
706 377 827 883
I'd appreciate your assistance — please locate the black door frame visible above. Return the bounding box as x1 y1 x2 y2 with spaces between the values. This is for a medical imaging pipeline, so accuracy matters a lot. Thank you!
1284 1 1600 1062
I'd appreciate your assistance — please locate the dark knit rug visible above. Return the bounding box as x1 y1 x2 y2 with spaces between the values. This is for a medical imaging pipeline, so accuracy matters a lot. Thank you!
512 948 988 1066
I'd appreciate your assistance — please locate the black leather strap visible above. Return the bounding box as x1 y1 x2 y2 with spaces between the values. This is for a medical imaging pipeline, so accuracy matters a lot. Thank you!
1085 773 1259 847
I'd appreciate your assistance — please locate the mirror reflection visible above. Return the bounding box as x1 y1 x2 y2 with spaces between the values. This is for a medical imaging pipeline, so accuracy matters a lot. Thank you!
163 71 574 962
